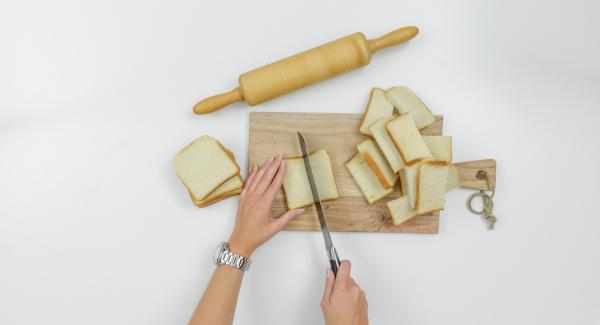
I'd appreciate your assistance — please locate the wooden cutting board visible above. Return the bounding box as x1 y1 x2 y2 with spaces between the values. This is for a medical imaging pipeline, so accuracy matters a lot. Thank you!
248 112 495 234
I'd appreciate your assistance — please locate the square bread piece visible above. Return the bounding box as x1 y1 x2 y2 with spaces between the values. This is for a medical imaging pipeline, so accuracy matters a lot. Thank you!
369 116 405 173
359 87 395 136
357 139 397 189
346 153 393 204
283 150 339 209
192 174 244 207
400 162 422 209
446 164 460 192
423 136 452 162
386 113 433 165
416 162 449 214
173 135 240 201
387 196 419 225
385 86 435 130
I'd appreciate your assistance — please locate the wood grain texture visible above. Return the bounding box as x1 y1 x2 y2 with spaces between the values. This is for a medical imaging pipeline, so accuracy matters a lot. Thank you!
454 159 496 190
248 112 442 234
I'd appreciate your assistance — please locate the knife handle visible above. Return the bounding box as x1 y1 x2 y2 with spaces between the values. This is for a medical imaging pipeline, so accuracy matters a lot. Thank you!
329 246 341 277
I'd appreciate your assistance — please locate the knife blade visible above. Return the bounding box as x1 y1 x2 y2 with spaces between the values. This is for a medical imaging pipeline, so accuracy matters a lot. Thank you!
297 132 341 276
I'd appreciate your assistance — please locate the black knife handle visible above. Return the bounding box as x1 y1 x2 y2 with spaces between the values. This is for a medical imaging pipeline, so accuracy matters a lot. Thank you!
329 259 340 276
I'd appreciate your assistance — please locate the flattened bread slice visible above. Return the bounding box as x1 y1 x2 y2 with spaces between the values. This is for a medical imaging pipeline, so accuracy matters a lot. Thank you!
192 174 244 207
399 163 422 209
387 196 419 225
416 161 449 214
423 136 452 162
385 86 435 130
386 113 433 165
173 135 240 201
283 150 339 209
359 88 395 136
446 164 460 192
357 139 397 189
346 153 393 204
369 116 405 173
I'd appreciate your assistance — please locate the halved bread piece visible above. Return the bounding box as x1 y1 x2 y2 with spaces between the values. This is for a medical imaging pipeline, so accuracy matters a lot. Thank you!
416 161 449 214
359 88 395 136
173 135 240 201
385 86 435 130
386 113 433 165
446 164 460 192
387 196 419 225
369 116 405 173
423 136 452 162
283 150 339 209
192 174 244 207
357 139 397 189
399 162 422 209
346 153 393 204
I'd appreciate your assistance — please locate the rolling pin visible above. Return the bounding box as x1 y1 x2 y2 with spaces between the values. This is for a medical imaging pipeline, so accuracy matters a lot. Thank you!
193 26 419 114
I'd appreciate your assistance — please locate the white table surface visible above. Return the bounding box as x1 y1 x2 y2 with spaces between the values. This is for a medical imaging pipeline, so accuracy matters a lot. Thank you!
2 0 599 324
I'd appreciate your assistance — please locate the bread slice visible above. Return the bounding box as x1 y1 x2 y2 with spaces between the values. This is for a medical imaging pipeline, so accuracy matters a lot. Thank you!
385 86 435 130
357 139 397 189
399 162 421 209
192 174 244 207
416 161 449 214
283 150 339 209
196 187 243 208
346 153 393 204
173 135 240 201
423 136 452 162
446 164 460 192
368 116 405 173
387 196 419 225
386 113 433 165
359 88 395 136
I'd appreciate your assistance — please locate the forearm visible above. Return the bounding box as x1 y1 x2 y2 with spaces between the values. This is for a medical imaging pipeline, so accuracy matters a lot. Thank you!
189 265 245 325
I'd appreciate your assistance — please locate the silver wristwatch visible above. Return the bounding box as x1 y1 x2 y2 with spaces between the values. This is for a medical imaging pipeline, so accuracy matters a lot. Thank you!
213 242 252 271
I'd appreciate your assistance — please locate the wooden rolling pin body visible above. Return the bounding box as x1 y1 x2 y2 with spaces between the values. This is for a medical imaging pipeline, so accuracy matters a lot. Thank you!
194 26 419 114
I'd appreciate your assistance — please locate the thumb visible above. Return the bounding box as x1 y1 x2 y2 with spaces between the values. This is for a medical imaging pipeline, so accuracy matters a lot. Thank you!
272 208 305 230
321 268 335 306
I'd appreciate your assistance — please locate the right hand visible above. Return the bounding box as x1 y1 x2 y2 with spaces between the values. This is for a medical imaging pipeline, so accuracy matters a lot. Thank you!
321 261 369 325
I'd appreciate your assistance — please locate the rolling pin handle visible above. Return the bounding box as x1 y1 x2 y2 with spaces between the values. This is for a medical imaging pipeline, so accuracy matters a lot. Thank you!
193 87 244 114
367 26 419 54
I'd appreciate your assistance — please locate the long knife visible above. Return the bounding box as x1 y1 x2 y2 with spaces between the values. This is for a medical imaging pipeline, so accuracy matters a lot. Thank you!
297 132 342 276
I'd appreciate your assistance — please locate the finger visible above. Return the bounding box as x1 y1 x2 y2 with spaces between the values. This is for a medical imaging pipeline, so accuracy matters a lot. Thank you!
321 268 335 307
334 260 352 289
271 208 304 231
264 159 286 201
240 165 258 196
247 156 275 192
254 154 283 195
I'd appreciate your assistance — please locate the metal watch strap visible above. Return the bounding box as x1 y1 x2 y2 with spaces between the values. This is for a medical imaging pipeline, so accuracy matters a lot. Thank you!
217 243 251 271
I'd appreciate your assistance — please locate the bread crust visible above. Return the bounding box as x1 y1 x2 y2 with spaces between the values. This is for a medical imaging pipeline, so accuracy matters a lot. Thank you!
385 116 433 166
359 87 393 137
190 174 244 207
360 151 393 189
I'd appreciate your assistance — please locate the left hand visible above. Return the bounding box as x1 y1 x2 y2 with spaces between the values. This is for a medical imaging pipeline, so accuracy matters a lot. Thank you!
228 154 304 257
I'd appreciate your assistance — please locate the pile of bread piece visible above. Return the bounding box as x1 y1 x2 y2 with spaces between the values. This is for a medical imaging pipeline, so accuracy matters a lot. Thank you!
173 135 244 208
346 86 460 225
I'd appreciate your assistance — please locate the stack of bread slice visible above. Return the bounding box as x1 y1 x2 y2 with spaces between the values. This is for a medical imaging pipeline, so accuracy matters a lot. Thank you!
173 135 243 208
348 86 461 225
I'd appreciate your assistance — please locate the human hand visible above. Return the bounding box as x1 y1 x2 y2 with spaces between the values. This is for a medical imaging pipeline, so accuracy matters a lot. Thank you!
228 155 304 257
321 261 369 325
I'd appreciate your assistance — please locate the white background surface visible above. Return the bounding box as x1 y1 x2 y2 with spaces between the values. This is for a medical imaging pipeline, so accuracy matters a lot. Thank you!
1 0 599 324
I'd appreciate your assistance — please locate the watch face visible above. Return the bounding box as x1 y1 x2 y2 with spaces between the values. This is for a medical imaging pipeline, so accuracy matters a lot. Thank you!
213 243 225 264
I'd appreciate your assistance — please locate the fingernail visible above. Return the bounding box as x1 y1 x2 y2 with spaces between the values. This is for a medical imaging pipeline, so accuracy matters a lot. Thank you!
277 153 283 160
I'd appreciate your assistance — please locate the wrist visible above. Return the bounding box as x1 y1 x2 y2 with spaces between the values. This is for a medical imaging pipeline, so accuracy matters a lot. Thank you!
227 238 255 257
